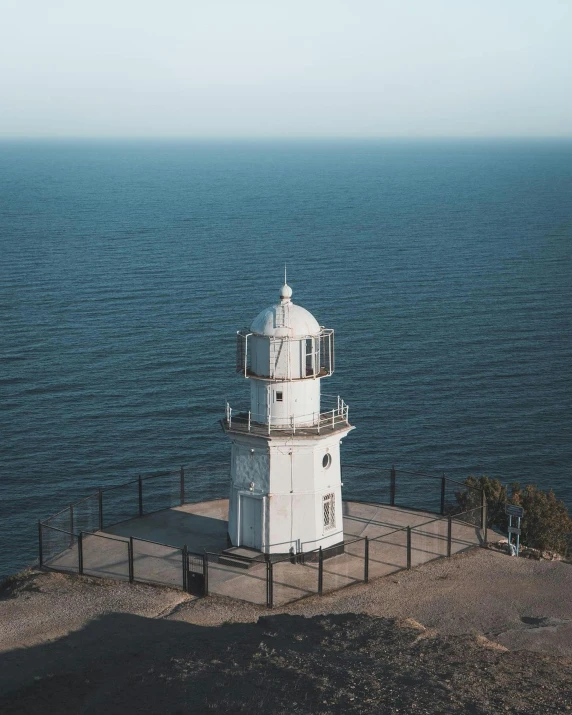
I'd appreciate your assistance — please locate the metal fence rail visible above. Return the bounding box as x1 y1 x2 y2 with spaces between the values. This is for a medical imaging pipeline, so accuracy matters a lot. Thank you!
38 463 486 608
342 465 484 518
39 524 77 571
81 532 130 581
130 536 184 588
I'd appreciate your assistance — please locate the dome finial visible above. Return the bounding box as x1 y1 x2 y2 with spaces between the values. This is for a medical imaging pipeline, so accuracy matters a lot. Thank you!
280 265 292 304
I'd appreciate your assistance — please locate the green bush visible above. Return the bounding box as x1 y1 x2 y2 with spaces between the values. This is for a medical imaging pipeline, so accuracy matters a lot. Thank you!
455 476 508 530
511 484 572 556
457 476 572 556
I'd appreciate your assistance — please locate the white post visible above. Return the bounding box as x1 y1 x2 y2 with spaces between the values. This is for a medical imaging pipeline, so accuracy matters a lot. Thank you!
248 411 251 432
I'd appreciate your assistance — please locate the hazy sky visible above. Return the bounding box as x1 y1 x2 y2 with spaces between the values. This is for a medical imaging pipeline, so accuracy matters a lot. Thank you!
1 0 571 138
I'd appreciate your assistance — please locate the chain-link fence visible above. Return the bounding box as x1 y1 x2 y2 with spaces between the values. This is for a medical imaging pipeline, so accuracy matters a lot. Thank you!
139 470 183 516
38 463 486 608
73 493 101 535
343 466 484 518
342 464 393 506
319 536 367 594
130 537 184 587
450 507 484 554
271 555 319 607
39 523 77 571
204 552 268 606
81 532 130 581
39 466 198 578
368 527 409 579
101 479 140 529
410 517 448 567
42 506 74 536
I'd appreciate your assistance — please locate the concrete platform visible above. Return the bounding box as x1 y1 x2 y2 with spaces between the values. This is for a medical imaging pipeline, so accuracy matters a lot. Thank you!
45 500 484 606
108 499 229 554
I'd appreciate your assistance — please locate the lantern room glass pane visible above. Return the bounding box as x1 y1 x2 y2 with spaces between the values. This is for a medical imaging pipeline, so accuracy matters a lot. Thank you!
305 338 314 376
319 330 334 376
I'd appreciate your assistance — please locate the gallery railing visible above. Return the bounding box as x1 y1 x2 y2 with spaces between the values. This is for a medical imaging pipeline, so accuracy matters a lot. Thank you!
223 394 350 436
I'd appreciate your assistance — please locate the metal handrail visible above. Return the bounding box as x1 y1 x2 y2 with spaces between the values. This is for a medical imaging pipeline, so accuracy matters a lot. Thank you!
224 396 350 435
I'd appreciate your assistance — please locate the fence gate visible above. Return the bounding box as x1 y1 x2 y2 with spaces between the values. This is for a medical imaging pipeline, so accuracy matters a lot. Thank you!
187 553 205 596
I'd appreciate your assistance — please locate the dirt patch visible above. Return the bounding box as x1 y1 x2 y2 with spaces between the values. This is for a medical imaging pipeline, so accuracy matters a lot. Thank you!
0 612 571 714
2 550 572 713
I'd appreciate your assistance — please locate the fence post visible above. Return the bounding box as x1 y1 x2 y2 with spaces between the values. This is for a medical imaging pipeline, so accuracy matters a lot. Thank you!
364 537 369 583
180 466 185 506
203 554 209 596
69 504 74 546
447 516 452 557
406 527 412 569
182 544 188 592
318 547 323 595
98 488 103 530
482 494 488 546
440 474 446 515
38 521 43 568
138 476 143 517
390 465 396 506
78 532 84 575
266 560 274 609
128 537 134 583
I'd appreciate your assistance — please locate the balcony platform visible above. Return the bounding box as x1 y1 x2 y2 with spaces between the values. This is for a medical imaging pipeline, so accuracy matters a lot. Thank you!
221 413 352 438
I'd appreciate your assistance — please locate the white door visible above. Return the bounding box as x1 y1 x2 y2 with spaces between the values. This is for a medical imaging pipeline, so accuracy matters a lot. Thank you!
240 495 262 549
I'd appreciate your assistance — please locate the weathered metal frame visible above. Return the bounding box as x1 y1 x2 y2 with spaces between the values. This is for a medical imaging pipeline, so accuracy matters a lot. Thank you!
236 328 335 380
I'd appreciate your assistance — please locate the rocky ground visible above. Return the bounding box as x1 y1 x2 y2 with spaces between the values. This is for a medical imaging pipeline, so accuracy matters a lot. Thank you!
1 548 571 714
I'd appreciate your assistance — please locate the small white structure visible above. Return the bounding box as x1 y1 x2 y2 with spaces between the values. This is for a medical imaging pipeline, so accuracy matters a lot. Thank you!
223 281 353 555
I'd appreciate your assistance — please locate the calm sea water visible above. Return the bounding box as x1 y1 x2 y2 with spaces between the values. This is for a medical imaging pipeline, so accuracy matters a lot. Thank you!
1 139 571 578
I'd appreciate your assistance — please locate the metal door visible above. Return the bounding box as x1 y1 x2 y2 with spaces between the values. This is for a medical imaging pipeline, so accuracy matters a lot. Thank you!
240 495 262 549
187 553 205 596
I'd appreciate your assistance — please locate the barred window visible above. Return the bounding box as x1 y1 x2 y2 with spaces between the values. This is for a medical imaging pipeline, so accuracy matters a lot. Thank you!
323 493 335 530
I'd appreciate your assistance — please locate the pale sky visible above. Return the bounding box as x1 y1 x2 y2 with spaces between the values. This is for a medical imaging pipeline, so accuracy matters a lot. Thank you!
1 0 571 138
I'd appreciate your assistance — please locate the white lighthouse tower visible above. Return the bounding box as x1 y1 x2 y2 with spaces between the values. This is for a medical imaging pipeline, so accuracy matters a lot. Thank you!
223 281 353 556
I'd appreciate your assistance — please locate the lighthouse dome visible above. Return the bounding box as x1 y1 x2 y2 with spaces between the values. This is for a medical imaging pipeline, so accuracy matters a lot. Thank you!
250 285 321 338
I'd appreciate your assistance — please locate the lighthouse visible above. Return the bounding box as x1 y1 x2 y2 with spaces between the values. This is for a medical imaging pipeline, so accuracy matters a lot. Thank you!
223 281 353 556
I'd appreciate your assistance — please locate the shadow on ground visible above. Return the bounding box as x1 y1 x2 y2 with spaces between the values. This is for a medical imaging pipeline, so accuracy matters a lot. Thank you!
1 611 571 714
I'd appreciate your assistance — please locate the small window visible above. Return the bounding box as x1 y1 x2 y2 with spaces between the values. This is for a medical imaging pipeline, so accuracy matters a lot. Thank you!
322 453 332 469
275 391 283 402
323 493 336 530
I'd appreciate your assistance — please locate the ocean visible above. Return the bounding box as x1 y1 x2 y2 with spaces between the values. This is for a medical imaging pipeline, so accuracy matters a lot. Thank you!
1 139 571 579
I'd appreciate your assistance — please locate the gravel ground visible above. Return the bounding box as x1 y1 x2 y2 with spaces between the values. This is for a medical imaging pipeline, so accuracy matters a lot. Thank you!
0 570 189 653
1 548 571 713
171 548 572 657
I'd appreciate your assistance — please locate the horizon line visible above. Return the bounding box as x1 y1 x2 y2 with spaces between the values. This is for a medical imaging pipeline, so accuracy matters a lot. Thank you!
1 134 572 142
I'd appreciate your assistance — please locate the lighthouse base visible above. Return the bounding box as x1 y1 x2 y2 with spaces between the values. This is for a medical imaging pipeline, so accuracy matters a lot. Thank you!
299 541 345 563
227 429 353 556
222 538 345 565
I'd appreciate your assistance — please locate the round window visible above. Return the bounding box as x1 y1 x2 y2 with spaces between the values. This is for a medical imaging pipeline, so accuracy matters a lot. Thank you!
322 453 332 469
